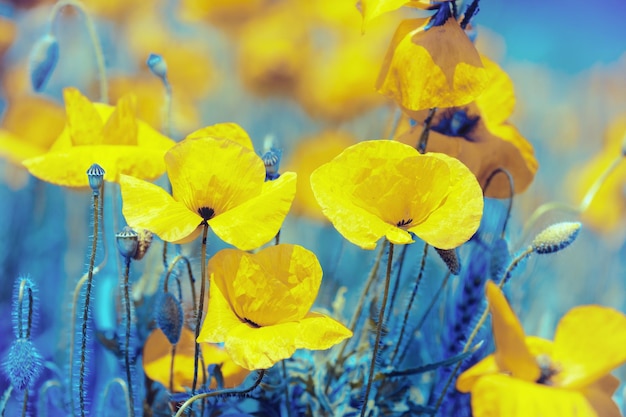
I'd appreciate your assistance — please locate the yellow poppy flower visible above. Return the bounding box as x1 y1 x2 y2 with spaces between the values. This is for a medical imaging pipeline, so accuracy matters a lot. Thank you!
398 56 538 198
570 115 626 234
120 128 296 249
143 327 249 392
285 131 356 221
22 87 175 187
457 281 626 417
377 8 488 112
197 244 352 370
358 0 449 29
310 140 483 250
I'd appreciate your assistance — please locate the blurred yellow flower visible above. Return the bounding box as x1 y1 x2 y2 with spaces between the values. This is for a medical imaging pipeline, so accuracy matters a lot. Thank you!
178 0 269 30
0 95 65 164
377 4 488 112
571 115 626 234
0 16 16 56
285 131 356 221
457 281 626 417
310 140 483 250
120 127 296 249
197 244 352 370
398 56 538 197
143 327 249 392
23 87 175 187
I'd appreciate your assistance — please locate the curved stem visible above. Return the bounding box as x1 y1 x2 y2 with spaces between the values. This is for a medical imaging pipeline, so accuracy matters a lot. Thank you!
336 240 387 362
78 191 100 417
47 0 108 103
482 167 514 238
360 242 394 417
101 378 130 417
0 386 12 417
391 243 429 362
174 370 265 417
579 155 623 213
122 256 135 417
37 380 61 417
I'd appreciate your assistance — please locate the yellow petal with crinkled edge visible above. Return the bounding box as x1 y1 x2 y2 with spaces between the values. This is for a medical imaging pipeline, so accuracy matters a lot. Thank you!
198 275 243 343
552 305 626 389
185 122 254 151
143 327 249 392
165 137 265 217
102 94 138 146
296 312 352 350
456 354 499 393
0 130 47 163
470 374 603 417
485 281 540 382
310 140 479 249
23 145 171 187
63 87 105 146
358 0 411 29
208 172 296 250
407 152 483 249
377 17 488 112
120 174 203 243
208 245 322 327
225 322 300 370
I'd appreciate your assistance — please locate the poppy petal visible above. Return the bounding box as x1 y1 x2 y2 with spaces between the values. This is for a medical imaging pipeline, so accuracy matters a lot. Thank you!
185 122 255 151
101 94 138 146
296 312 352 350
63 87 104 146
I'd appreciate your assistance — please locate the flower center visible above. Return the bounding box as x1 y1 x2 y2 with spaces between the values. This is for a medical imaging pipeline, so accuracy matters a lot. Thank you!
535 354 559 385
243 317 261 328
432 109 480 140
197 206 215 222
396 218 413 228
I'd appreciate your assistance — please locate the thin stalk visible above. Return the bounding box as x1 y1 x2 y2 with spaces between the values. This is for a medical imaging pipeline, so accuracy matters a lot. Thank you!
336 240 387 362
432 247 533 414
101 378 130 417
122 256 135 417
282 360 291 417
192 224 210 395
482 168 514 238
360 242 394 417
174 370 265 417
391 243 429 362
78 191 100 417
0 386 12 417
21 389 28 417
47 0 108 102
417 108 437 154
386 244 409 319
169 344 177 394
38 380 62 417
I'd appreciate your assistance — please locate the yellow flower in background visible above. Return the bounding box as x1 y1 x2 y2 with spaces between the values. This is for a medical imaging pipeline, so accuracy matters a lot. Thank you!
178 0 270 30
143 327 249 392
571 115 626 234
310 140 483 250
22 87 175 187
377 3 488 112
398 56 538 198
0 16 16 56
120 125 296 249
457 281 626 417
0 95 65 164
197 244 352 370
285 131 356 221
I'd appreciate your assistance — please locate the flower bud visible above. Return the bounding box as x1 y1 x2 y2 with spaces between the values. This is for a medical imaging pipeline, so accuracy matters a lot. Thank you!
435 247 461 275
29 33 59 92
147 53 167 80
262 148 282 181
531 222 581 254
3 339 43 391
133 228 153 260
86 163 105 195
156 292 183 345
116 226 138 259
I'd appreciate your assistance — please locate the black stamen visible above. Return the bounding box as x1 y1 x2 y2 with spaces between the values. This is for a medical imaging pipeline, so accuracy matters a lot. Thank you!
198 207 215 221
397 218 413 227
243 317 260 328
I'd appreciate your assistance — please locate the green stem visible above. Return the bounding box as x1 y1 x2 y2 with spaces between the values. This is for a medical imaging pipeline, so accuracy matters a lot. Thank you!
169 344 177 394
360 242 394 417
0 386 12 417
47 0 108 103
21 389 27 417
417 108 437 154
192 224 210 396
78 191 99 417
122 256 135 417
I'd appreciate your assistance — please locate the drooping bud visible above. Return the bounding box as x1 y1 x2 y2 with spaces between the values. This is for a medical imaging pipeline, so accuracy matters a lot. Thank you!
28 33 59 92
435 247 461 275
3 339 43 391
147 53 167 80
86 163 105 195
531 222 581 254
133 228 153 261
116 226 139 259
155 292 183 345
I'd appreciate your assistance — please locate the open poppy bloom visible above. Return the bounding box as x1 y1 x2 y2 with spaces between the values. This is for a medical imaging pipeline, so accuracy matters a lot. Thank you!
376 2 488 112
22 87 175 187
457 281 626 417
143 327 249 392
398 56 538 197
120 124 296 250
197 244 352 370
310 140 483 250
